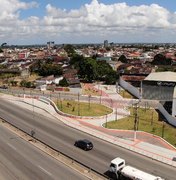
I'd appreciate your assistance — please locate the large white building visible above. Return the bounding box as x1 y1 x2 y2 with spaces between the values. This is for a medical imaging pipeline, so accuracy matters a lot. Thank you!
142 71 176 116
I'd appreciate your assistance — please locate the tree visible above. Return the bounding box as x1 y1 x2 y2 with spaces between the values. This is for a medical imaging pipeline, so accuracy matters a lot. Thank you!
29 59 42 72
152 54 166 65
38 64 62 76
119 55 128 63
59 77 69 87
20 80 35 88
104 70 118 85
69 53 117 84
20 80 27 87
10 80 18 86
152 54 171 65
70 54 84 68
78 58 97 82
64 44 76 57
96 61 113 81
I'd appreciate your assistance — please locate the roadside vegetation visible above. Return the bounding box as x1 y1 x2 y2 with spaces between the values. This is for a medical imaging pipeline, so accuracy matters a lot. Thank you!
56 100 112 116
104 107 176 147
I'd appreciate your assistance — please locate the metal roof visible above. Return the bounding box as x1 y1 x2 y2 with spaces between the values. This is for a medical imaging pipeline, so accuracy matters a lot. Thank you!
144 72 176 82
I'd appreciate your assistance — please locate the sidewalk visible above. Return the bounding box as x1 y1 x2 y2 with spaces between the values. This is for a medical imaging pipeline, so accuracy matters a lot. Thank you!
1 93 176 168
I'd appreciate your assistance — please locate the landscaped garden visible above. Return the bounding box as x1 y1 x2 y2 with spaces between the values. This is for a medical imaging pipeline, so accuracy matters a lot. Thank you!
105 107 176 147
56 100 112 116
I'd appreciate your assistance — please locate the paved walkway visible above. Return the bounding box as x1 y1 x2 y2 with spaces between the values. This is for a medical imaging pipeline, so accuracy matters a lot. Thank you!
1 88 176 168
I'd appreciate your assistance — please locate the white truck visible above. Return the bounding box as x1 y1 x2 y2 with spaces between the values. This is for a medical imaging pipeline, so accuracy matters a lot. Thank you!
109 157 164 180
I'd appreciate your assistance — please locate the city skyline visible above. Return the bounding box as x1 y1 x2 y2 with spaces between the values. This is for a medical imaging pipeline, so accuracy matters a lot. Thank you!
1 0 176 45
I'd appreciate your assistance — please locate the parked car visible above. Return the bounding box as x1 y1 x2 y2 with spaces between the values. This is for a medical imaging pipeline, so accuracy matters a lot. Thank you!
0 85 8 89
74 139 93 150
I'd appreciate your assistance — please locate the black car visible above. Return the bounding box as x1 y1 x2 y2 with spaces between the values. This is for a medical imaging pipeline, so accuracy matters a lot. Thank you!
74 139 93 150
172 157 176 161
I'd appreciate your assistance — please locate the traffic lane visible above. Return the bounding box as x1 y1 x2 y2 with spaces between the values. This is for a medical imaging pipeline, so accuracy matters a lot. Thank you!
0 125 88 180
0 99 175 179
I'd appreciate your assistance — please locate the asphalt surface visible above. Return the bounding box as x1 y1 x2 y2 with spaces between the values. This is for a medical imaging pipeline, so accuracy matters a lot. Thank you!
0 125 88 180
0 96 175 180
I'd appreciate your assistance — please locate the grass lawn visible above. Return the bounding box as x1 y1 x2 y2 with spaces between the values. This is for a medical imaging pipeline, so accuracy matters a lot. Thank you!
119 90 136 99
55 100 112 116
105 107 176 147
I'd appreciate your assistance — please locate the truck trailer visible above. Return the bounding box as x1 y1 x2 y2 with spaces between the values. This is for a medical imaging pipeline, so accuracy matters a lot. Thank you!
109 157 164 180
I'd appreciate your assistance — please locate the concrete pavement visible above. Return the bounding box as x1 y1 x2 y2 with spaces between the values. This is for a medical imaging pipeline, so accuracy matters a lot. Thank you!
1 90 176 168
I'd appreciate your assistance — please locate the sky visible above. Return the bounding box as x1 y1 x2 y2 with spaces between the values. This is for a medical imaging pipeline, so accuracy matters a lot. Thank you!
1 0 176 45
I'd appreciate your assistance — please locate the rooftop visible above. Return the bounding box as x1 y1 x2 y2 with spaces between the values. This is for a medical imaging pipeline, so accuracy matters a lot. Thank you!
144 72 176 82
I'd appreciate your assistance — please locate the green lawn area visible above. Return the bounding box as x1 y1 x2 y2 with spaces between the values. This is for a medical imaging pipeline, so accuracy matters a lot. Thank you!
55 100 112 116
105 107 176 147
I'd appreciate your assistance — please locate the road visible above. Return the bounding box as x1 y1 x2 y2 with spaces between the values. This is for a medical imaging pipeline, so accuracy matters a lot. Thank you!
0 124 88 180
0 88 130 108
0 98 175 180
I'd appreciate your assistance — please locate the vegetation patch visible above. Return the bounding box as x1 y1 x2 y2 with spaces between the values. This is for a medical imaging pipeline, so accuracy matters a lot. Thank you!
105 107 176 147
119 90 136 99
56 100 112 116
82 87 100 96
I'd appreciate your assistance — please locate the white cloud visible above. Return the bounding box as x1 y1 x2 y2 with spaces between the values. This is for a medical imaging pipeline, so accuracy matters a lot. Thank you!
0 0 176 44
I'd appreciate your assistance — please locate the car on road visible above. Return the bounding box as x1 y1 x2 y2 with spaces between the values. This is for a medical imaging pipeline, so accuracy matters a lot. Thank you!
74 139 93 150
172 157 176 161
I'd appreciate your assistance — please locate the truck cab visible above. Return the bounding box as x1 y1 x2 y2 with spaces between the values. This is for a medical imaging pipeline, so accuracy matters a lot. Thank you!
109 157 125 175
109 158 164 180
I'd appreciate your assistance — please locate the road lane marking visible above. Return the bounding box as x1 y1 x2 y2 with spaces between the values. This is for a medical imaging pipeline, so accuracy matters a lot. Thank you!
38 165 52 177
7 143 17 151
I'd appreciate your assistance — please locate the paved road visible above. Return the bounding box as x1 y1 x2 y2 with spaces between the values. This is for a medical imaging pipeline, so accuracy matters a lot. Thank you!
0 125 88 180
0 98 175 180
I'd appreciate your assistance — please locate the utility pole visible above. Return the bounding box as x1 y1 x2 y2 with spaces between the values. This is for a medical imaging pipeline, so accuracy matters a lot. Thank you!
78 93 80 116
59 92 62 110
151 111 154 125
133 101 139 141
100 89 102 104
162 121 165 138
115 108 117 121
88 95 91 110
32 95 35 120
50 91 51 99
57 93 58 106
